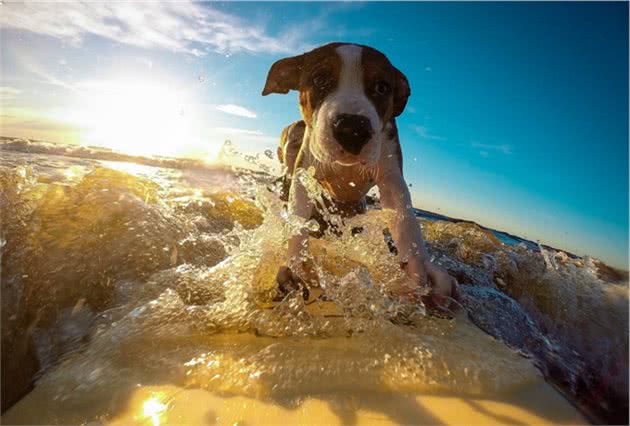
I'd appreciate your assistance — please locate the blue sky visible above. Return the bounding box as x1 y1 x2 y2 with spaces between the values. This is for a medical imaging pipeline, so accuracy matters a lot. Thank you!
1 2 627 268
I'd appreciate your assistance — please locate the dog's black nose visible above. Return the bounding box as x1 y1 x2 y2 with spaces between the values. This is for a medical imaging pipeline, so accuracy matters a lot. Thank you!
332 114 373 155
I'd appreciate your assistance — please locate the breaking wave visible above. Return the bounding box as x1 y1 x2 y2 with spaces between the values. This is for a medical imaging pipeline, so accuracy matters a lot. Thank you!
1 144 627 423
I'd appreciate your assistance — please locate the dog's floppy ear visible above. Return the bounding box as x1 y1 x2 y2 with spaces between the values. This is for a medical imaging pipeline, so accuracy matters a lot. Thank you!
262 54 305 96
393 67 410 117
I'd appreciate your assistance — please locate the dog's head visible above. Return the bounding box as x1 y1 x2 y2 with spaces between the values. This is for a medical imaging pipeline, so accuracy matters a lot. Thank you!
262 42 410 166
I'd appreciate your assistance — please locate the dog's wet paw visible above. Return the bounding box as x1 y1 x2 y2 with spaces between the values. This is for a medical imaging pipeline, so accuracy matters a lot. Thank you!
275 266 310 301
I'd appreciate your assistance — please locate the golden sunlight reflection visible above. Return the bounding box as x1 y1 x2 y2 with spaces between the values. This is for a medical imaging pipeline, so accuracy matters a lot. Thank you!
56 79 221 160
101 383 580 426
142 394 167 426
100 160 165 179
63 165 84 181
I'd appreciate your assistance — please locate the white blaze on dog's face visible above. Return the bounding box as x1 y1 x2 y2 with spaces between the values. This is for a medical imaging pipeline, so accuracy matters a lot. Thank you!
262 42 410 166
312 45 379 165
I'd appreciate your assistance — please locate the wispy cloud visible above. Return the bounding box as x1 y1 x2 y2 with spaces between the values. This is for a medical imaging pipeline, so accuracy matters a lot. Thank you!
211 127 278 147
215 104 257 119
0 1 302 56
471 142 513 155
212 127 263 136
0 86 21 101
12 52 80 92
0 105 82 143
410 125 445 141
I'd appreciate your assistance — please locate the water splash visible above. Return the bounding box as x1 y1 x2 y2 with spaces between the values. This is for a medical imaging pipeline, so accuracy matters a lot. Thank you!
1 148 626 423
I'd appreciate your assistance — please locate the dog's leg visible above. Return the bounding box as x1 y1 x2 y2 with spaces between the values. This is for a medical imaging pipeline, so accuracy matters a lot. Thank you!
377 169 428 282
277 121 306 202
275 168 315 300
377 168 460 308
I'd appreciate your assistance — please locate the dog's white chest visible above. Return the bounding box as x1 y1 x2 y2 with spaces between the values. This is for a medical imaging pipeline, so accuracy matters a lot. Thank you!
316 164 375 203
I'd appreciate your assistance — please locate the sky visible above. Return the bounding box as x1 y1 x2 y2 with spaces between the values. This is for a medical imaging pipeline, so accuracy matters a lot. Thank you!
1 1 628 268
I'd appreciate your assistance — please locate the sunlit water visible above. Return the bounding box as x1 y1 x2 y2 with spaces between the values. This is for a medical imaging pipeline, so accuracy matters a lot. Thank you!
1 144 627 424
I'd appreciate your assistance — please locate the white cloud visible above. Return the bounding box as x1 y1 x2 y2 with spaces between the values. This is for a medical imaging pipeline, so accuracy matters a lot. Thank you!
212 127 263 136
210 127 278 153
215 104 257 119
471 142 513 155
12 52 80 92
0 1 301 55
0 86 21 101
214 129 276 143
410 125 445 141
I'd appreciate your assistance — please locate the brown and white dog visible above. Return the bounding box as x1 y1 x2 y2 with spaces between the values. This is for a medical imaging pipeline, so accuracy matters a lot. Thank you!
263 42 460 309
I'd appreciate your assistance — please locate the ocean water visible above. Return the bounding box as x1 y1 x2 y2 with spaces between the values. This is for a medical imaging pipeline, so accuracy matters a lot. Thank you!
0 142 627 424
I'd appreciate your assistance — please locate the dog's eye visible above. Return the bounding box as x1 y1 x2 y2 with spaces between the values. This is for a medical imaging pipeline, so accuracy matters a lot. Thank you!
313 73 331 88
374 81 390 96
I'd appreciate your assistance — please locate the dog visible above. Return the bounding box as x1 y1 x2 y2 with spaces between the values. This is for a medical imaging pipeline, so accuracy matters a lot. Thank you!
263 42 460 310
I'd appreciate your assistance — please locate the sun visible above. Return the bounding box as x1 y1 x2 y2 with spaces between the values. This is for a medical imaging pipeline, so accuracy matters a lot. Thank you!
61 78 218 159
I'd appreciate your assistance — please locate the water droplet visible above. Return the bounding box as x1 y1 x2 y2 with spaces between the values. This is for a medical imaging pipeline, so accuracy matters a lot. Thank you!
349 181 356 187
306 219 320 232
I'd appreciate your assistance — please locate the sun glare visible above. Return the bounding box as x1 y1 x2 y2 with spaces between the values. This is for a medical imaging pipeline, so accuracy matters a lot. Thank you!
142 394 167 426
60 79 218 159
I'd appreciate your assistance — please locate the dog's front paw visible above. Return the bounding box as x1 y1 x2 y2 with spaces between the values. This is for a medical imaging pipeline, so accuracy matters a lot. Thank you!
399 259 461 316
422 261 461 315
275 266 310 301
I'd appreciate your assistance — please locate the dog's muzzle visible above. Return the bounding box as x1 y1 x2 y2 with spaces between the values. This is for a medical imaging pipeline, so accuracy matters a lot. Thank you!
332 114 373 155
